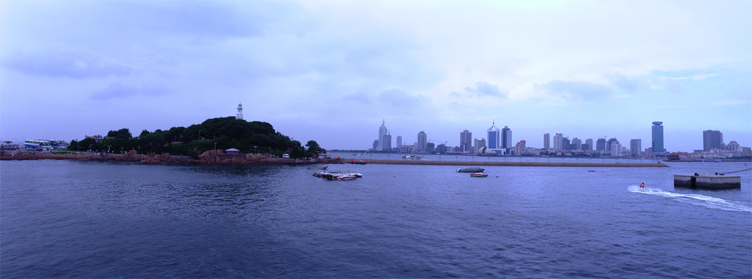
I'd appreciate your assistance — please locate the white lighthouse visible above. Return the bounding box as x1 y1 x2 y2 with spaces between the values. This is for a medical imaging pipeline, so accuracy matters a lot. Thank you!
236 103 243 120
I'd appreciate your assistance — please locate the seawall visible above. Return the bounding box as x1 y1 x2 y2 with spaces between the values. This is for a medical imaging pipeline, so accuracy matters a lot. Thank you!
358 159 668 167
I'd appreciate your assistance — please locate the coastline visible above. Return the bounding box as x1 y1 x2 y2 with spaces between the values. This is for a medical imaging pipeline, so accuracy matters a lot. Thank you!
357 159 668 167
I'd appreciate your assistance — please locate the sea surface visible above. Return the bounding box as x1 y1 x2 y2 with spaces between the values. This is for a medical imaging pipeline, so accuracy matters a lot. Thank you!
1 159 750 278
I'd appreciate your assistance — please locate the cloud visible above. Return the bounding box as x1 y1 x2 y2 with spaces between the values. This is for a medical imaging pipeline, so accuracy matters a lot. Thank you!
91 82 167 100
3 52 133 78
342 92 371 104
537 80 613 101
377 89 428 108
463 82 508 98
607 74 647 92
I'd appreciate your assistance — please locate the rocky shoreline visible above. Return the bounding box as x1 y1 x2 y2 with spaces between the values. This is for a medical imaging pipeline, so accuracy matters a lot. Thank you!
0 150 343 165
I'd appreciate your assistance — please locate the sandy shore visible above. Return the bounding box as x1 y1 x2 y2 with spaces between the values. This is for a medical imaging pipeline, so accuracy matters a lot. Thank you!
356 159 668 167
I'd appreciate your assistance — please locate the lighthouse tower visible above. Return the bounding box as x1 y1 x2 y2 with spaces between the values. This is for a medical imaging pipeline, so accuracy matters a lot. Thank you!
236 103 243 120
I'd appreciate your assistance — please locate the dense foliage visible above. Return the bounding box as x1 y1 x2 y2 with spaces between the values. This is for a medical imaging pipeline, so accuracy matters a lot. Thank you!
68 117 325 158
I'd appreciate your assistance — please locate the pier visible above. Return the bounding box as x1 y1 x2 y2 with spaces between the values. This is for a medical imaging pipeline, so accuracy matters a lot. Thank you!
674 174 741 189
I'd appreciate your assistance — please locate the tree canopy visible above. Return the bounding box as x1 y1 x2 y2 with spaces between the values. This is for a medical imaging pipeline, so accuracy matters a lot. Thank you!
68 117 324 158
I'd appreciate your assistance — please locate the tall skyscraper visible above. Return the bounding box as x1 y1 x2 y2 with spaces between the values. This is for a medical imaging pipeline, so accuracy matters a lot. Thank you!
703 130 723 151
417 131 427 150
562 137 570 150
502 126 512 149
630 139 641 157
378 120 388 151
474 138 486 152
382 133 392 151
596 138 606 151
543 133 550 150
396 136 402 148
460 130 472 152
652 121 664 154
606 138 618 152
553 133 563 150
572 138 582 150
585 139 593 151
611 140 622 156
487 122 500 149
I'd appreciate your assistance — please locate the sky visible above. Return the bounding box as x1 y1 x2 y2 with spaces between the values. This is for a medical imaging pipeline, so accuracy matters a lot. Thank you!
1 0 750 152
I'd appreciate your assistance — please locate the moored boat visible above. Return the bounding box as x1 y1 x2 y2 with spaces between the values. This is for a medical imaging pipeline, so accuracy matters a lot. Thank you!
470 173 488 177
457 166 485 173
308 166 328 170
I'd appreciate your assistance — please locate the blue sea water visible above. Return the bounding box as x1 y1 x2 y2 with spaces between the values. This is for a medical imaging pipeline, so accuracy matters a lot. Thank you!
1 160 750 278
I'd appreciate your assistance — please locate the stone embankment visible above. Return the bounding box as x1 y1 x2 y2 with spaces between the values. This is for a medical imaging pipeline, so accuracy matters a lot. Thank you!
0 150 342 165
361 159 668 167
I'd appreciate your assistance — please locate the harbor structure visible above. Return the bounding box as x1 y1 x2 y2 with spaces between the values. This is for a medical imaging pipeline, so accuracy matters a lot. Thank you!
652 121 664 154
674 173 740 189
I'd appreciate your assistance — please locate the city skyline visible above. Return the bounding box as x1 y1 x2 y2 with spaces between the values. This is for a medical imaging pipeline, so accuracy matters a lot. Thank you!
1 1 750 152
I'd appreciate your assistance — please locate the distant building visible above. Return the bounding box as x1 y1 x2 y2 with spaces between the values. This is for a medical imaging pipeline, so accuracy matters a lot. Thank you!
571 138 582 150
236 103 243 120
585 139 593 151
436 144 447 154
630 139 641 157
502 126 512 149
596 138 606 151
382 133 392 151
703 130 723 151
460 130 472 152
543 133 550 150
727 141 740 152
417 131 427 150
652 121 664 154
606 138 618 152
396 136 402 148
515 140 526 155
611 141 622 156
487 122 501 149
372 140 379 150
553 133 563 150
474 138 486 152
562 137 570 151
378 120 388 151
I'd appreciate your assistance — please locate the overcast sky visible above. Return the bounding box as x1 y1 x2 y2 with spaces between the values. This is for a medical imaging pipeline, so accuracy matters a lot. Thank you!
1 0 750 152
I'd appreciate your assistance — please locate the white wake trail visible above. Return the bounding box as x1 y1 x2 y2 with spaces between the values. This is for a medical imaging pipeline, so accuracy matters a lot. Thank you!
628 185 752 213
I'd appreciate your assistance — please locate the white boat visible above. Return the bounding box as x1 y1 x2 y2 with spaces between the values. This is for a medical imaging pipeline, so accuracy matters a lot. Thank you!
457 166 485 173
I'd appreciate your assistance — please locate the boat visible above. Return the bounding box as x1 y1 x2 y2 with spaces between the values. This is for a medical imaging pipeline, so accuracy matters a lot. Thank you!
349 160 367 165
337 175 357 180
308 166 328 170
470 173 488 177
457 166 485 173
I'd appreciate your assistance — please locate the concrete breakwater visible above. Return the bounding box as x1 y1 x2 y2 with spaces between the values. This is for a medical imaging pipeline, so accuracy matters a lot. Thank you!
360 159 668 167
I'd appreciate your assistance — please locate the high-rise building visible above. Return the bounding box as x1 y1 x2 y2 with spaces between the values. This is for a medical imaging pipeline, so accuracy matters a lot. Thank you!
562 137 570 150
553 133 563 150
460 130 472 152
543 133 550 150
703 130 723 151
396 136 402 148
585 139 593 151
611 141 622 156
417 131 427 150
487 122 501 149
515 140 526 155
382 133 392 151
502 126 512 149
372 140 379 150
378 120 388 151
630 139 641 157
473 138 486 152
572 138 582 150
652 121 664 154
606 138 618 152
596 138 606 151
582 143 590 150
